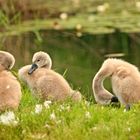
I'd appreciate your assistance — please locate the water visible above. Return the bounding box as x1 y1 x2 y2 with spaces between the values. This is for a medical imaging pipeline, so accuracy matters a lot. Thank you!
0 30 140 100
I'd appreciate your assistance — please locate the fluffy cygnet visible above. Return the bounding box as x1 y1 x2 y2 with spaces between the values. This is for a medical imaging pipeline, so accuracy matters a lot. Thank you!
18 51 81 102
93 58 140 110
0 51 22 111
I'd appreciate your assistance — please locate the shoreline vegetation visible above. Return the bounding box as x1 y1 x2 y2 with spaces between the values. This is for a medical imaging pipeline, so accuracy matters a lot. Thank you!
0 0 140 37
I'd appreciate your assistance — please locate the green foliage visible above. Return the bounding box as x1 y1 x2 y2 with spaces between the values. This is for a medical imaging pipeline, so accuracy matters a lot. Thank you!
0 10 10 27
0 87 140 140
0 0 140 36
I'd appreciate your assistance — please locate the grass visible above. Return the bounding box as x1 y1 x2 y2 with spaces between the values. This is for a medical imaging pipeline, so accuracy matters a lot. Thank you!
0 86 140 140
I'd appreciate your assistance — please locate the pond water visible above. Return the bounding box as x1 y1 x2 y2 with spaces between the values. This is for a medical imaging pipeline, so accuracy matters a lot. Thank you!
1 30 140 100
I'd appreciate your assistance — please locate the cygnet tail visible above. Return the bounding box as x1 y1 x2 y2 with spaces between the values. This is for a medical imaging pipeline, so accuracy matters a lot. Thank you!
92 59 118 105
70 90 82 102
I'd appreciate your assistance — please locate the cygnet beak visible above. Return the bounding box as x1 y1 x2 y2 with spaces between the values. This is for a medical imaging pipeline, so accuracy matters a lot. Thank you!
28 63 38 75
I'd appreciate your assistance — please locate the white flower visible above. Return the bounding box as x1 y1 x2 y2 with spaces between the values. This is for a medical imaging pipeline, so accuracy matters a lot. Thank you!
97 3 109 13
50 112 56 120
35 104 43 114
44 103 50 109
85 111 91 119
123 109 127 112
128 127 131 132
136 1 140 8
59 105 65 111
60 13 68 20
76 24 82 30
44 101 52 109
0 111 18 126
44 100 52 105
101 106 104 110
44 123 51 128
97 5 106 12
84 101 90 106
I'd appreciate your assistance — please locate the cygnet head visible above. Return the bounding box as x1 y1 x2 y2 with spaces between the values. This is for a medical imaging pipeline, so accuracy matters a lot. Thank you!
0 51 15 70
28 51 52 75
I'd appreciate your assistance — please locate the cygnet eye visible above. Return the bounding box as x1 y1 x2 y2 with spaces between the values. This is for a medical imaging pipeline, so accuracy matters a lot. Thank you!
37 59 40 62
